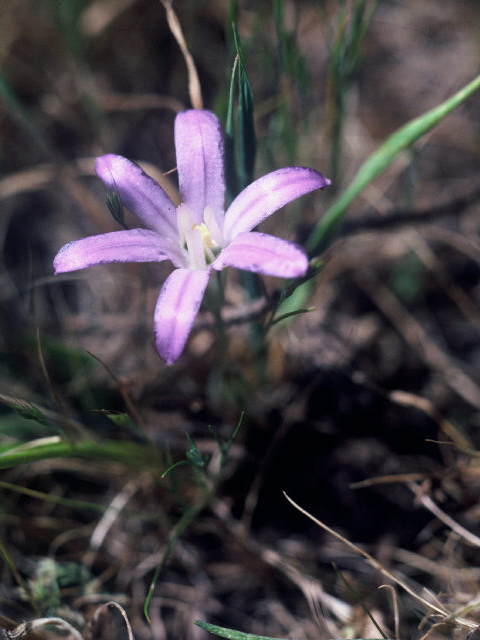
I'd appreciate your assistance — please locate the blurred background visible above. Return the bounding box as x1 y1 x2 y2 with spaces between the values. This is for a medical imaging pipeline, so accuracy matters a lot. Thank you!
2 1 480 639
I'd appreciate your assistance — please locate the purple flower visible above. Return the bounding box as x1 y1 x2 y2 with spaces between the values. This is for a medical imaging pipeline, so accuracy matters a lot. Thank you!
54 110 330 364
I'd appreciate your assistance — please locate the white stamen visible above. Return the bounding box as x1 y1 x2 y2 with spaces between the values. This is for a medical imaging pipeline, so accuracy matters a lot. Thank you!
203 205 224 247
176 203 223 269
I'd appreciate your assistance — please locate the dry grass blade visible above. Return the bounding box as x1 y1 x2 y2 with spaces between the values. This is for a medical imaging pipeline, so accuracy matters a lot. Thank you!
350 472 426 490
408 483 480 548
212 501 351 628
86 351 151 443
0 615 43 640
355 271 480 411
159 0 203 109
36 329 76 440
386 390 472 450
282 493 478 633
87 601 135 640
5 618 83 640
404 231 480 337
378 586 400 640
351 374 472 450
85 477 143 569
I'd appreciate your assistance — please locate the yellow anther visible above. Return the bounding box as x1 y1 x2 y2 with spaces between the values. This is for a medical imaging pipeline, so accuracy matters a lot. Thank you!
194 222 216 248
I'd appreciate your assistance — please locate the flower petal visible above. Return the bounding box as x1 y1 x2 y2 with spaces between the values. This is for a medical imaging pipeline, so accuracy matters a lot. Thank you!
211 232 308 278
223 167 330 241
53 229 172 273
175 110 225 225
95 154 178 241
154 268 210 365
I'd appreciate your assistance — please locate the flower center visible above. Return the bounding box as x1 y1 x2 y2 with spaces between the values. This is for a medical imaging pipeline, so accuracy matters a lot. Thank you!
176 204 223 270
196 222 215 249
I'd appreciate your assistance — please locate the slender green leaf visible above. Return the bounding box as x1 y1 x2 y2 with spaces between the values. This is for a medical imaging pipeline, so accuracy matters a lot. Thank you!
195 621 291 640
99 411 137 430
225 55 240 200
328 0 379 189
0 438 164 471
307 72 480 256
185 433 206 467
0 479 108 514
232 23 256 189
194 621 390 640
269 306 315 328
161 460 188 478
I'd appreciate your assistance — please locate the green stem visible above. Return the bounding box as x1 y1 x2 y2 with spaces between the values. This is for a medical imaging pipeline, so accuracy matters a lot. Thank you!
144 484 214 621
0 536 41 614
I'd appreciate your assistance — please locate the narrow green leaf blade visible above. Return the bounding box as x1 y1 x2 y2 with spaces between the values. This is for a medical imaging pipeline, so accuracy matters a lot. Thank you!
195 621 291 640
194 621 389 640
225 54 239 200
307 72 480 255
0 438 163 471
232 23 256 189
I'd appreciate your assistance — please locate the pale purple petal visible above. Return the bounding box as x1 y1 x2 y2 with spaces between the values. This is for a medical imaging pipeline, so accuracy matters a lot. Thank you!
175 110 225 225
211 232 308 278
95 154 178 241
223 167 330 242
154 268 210 365
53 229 173 273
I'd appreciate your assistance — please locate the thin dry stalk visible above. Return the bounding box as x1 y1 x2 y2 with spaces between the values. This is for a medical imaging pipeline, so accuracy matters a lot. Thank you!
85 477 143 569
87 351 150 441
379 585 400 640
349 376 472 450
88 601 135 640
355 270 480 411
408 482 480 548
283 492 478 633
404 231 480 336
5 618 83 640
386 389 472 450
159 0 203 109
212 500 351 629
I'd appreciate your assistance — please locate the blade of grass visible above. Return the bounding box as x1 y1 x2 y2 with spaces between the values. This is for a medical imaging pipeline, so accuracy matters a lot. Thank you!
195 621 291 640
232 23 256 189
308 72 480 256
230 24 263 362
0 479 108 514
194 620 389 640
327 0 379 189
225 54 240 200
0 438 164 471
